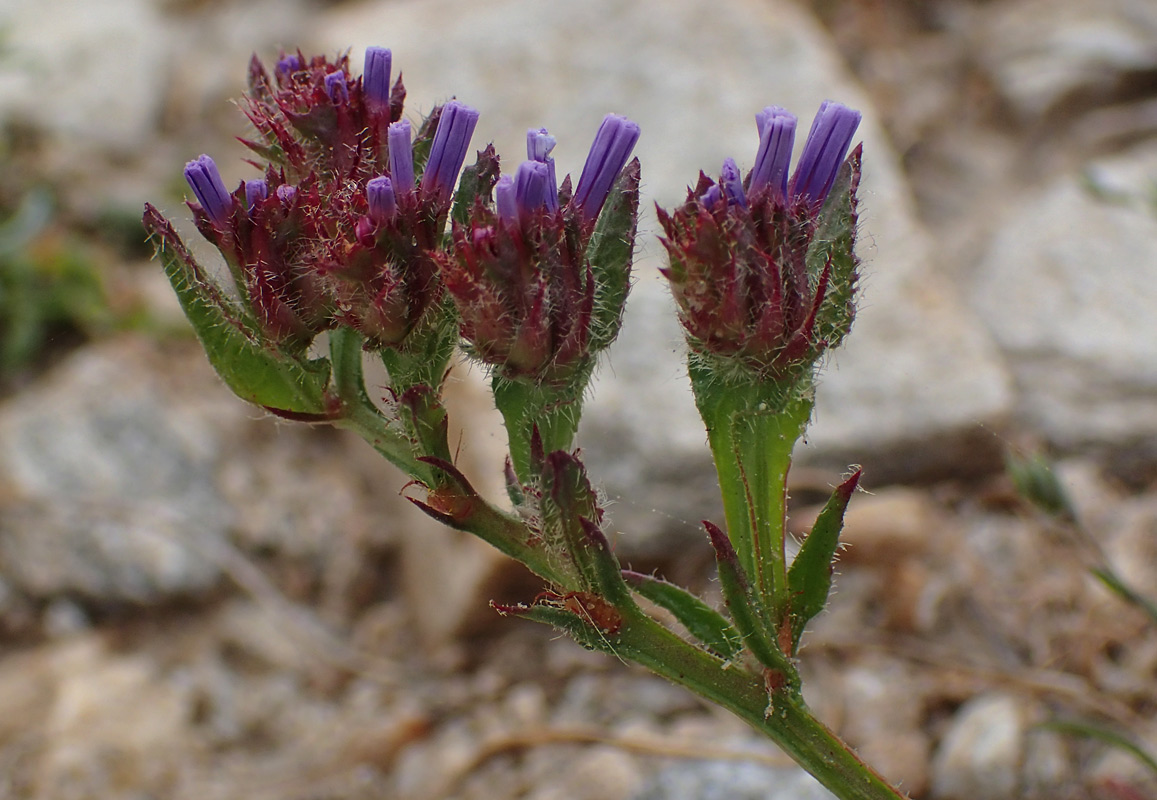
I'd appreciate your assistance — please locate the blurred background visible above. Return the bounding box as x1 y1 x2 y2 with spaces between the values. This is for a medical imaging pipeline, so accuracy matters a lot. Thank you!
1 0 1156 798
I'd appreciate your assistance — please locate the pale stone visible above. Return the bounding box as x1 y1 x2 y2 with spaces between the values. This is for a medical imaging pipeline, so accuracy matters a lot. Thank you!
931 693 1027 800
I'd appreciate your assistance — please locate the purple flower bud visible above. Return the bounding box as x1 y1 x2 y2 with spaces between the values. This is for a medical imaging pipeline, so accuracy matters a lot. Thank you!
513 160 553 217
366 175 397 222
574 114 640 222
388 119 415 192
526 127 559 212
749 106 797 200
495 174 517 224
719 158 747 208
325 70 349 104
183 154 233 225
276 184 297 204
789 101 861 208
244 179 268 211
276 54 302 76
701 184 722 209
363 46 392 110
421 100 479 200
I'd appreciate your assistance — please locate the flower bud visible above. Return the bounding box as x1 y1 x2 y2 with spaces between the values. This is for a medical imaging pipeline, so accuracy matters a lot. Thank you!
245 179 268 211
750 106 796 201
366 175 397 222
574 114 640 221
363 46 392 110
325 70 349 104
421 100 479 201
789 101 861 209
184 154 233 225
388 119 415 192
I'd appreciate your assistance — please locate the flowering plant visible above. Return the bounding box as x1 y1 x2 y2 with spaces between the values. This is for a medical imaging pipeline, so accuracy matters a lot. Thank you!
144 47 904 800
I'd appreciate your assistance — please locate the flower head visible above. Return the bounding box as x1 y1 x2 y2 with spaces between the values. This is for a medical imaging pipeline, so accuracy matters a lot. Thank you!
659 101 862 379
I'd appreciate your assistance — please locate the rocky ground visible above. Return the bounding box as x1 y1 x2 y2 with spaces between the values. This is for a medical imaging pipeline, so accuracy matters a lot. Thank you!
1 0 1156 798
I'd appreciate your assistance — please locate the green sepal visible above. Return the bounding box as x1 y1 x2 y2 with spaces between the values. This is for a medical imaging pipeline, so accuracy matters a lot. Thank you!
585 158 640 353
805 145 860 352
786 470 860 653
451 144 501 227
143 205 329 414
705 520 797 684
623 571 742 660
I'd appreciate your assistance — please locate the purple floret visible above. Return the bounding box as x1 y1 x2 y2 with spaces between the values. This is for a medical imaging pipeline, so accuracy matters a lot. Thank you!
325 70 349 104
719 158 747 208
573 114 640 222
749 106 797 200
363 47 392 110
421 100 480 200
789 101 861 208
244 179 268 211
183 154 233 225
367 175 397 222
388 119 415 192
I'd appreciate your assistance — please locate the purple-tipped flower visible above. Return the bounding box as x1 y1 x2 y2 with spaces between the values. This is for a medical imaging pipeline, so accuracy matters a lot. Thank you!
184 155 233 225
363 47 392 110
789 101 861 208
719 158 747 208
574 114 641 222
275 54 302 77
422 100 480 200
495 174 517 224
366 175 397 222
750 106 797 200
388 119 415 192
527 128 559 213
244 179 268 211
276 184 297 204
325 70 349 104
513 160 554 218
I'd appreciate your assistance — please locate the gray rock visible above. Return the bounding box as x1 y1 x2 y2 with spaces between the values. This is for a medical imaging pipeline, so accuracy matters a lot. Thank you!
972 0 1157 119
969 144 1157 449
319 0 1011 552
930 693 1027 800
633 759 836 800
0 339 230 601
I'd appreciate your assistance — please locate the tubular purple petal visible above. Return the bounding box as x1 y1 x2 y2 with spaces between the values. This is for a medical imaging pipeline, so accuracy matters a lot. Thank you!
514 160 552 218
388 119 415 192
244 179 268 211
276 184 297 204
276 54 302 76
749 106 797 200
574 114 640 222
495 175 518 224
701 184 722 209
526 127 559 212
789 101 861 208
367 175 397 222
325 70 349 104
421 100 480 200
363 47 392 110
183 154 233 225
719 158 747 208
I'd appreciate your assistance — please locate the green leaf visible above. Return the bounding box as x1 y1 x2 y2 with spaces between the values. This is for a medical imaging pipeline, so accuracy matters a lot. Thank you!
624 571 742 659
1042 719 1157 777
586 158 640 352
787 470 860 652
1091 566 1157 627
1004 450 1077 521
143 204 329 414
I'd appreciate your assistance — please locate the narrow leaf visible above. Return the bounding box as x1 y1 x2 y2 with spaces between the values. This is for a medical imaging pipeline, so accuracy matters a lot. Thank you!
143 205 329 414
787 470 861 652
1042 719 1157 777
623 570 742 659
705 520 794 678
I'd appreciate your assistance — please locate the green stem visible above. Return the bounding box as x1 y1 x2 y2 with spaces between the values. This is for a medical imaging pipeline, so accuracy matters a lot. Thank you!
493 375 586 485
691 361 813 627
330 327 431 482
611 609 907 800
